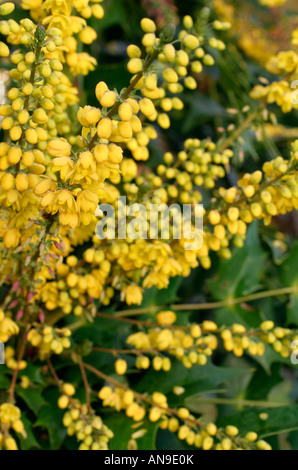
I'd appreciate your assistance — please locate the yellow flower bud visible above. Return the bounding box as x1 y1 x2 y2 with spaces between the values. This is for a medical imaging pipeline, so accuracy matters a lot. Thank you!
127 58 143 74
58 395 69 409
1 173 14 190
4 437 18 450
156 310 176 326
33 108 48 124
127 44 142 58
12 419 24 434
162 68 178 83
152 356 163 370
8 147 22 165
10 125 22 141
260 320 274 331
206 423 217 436
21 150 34 167
62 383 76 396
40 64 52 78
108 143 123 163
17 109 29 125
15 173 29 192
0 2 15 15
95 81 108 101
98 386 113 400
115 358 127 375
118 102 133 121
177 407 189 419
34 178 53 196
77 106 101 127
139 98 155 117
225 425 239 436
0 104 13 116
182 34 199 49
202 436 214 450
117 121 133 139
124 284 143 305
50 58 63 71
92 4 104 18
227 207 239 221
208 210 221 225
163 44 176 62
97 118 113 139
47 139 71 157
202 320 217 332
0 41 9 57
93 143 108 162
25 128 38 144
100 90 117 108
140 18 156 33
79 26 97 45
245 432 258 442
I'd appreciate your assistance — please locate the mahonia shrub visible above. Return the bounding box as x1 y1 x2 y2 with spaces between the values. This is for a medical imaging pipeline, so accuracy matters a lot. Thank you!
0 0 297 451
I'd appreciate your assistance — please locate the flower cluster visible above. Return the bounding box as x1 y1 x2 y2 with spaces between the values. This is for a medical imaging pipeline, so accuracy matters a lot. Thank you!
0 0 297 451
98 386 272 450
0 403 25 450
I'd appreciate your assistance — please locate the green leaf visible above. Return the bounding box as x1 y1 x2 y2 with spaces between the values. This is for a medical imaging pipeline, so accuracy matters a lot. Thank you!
280 243 298 325
156 428 193 450
249 345 293 374
103 413 158 450
209 223 267 300
286 294 298 325
20 364 46 386
92 0 127 31
18 414 40 450
214 305 262 328
280 242 298 286
17 387 47 415
134 359 250 398
181 94 227 134
218 405 298 438
141 276 182 309
0 369 10 388
35 406 67 450
246 364 283 400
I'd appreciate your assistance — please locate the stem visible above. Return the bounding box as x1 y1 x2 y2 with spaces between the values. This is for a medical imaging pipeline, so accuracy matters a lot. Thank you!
46 358 62 391
186 396 287 408
220 102 266 151
17 41 43 157
83 362 204 427
9 339 26 403
100 286 298 317
78 358 91 413
93 346 160 355
9 219 54 401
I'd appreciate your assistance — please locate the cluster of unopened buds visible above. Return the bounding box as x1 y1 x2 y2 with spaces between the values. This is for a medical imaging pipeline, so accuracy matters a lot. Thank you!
106 313 298 372
27 325 71 357
0 0 297 452
57 383 114 450
0 403 25 450
98 386 272 450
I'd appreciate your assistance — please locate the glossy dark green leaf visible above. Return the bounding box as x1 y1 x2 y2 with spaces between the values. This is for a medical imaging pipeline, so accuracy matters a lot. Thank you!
34 406 67 450
17 387 47 415
209 223 267 300
219 405 298 437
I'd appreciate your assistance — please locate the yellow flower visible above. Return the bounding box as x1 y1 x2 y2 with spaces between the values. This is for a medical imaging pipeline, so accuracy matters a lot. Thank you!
156 310 177 326
47 138 71 157
77 106 101 127
124 285 143 305
79 26 97 45
66 52 97 75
